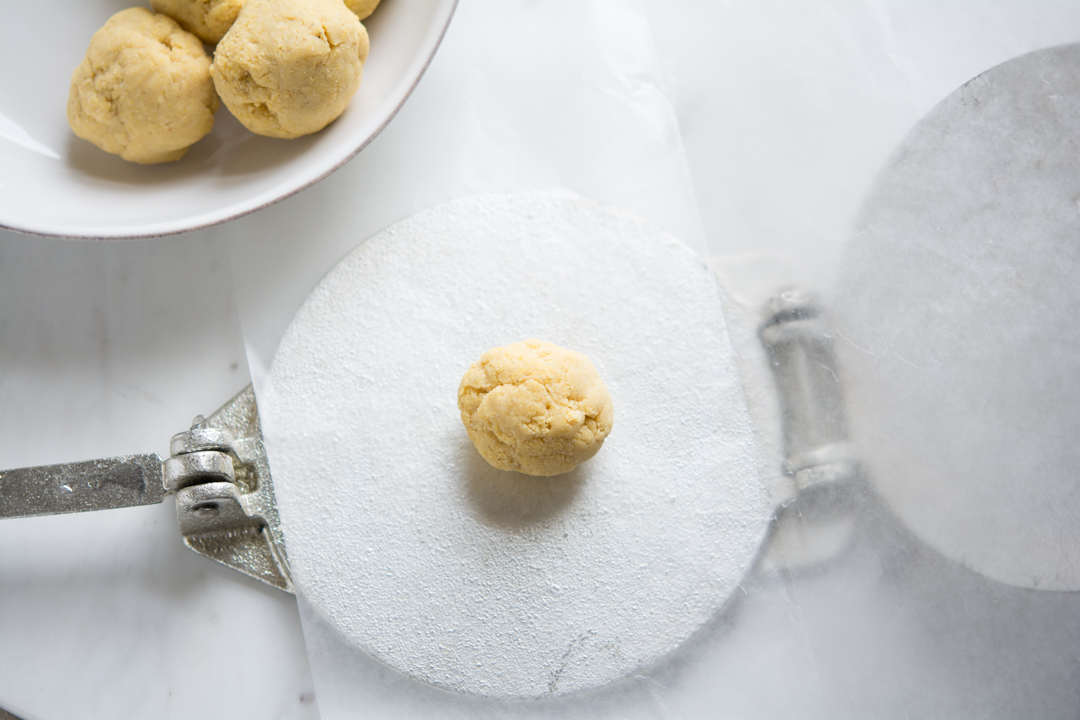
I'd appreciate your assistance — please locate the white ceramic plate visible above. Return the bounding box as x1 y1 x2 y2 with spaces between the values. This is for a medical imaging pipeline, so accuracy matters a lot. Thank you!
0 0 456 240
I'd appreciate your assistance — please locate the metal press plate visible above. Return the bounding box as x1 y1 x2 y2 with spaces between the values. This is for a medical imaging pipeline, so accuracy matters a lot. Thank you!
259 192 773 698
831 44 1080 590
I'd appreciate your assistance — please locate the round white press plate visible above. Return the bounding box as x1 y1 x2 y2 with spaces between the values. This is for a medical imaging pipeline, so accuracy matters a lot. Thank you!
261 192 771 698
0 0 455 239
832 45 1080 590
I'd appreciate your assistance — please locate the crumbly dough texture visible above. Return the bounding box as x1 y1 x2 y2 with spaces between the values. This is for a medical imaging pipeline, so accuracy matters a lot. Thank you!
211 0 369 139
458 340 614 476
67 8 219 164
149 0 245 44
343 0 381 21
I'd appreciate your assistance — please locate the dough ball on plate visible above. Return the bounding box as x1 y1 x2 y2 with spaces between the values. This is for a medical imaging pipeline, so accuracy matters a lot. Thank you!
67 7 219 164
343 0 381 21
458 340 614 477
150 0 244 44
211 0 369 139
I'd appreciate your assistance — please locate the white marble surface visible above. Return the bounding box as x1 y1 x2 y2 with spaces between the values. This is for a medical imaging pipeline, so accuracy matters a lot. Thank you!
0 234 318 719
3 1 1080 718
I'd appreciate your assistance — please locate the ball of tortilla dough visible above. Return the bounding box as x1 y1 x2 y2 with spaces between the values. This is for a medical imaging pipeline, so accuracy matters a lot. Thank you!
211 0 369 139
458 340 614 477
343 0 381 21
67 8 219 164
149 0 244 44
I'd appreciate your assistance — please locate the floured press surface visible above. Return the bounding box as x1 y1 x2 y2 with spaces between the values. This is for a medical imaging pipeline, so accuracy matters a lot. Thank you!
261 192 770 697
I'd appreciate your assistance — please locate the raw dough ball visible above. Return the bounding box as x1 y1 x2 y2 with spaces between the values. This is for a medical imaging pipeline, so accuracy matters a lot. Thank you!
343 0 381 21
149 0 244 44
211 0 369 139
67 8 219 164
458 340 614 476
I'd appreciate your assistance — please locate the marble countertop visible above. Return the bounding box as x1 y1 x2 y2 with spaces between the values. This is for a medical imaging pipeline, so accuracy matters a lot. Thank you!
2 1 1080 718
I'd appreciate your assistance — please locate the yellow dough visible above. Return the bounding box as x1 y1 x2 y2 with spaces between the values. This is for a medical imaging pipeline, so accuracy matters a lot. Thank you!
211 0 369 139
343 0 381 21
149 0 244 44
458 340 614 477
67 8 219 164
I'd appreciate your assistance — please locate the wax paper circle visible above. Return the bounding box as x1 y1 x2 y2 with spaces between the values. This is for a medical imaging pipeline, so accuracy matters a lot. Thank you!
261 192 770 697
832 45 1080 590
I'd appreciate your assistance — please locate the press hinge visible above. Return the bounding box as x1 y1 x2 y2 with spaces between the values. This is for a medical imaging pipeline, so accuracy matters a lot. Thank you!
165 385 292 593
0 385 292 593
760 287 858 496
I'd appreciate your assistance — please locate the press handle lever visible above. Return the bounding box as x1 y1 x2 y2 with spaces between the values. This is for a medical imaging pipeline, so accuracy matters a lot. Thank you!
0 454 166 519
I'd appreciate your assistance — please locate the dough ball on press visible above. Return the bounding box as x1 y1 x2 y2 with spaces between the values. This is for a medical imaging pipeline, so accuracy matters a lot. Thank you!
343 0 381 21
67 8 219 164
149 0 245 44
211 0 370 139
458 340 614 477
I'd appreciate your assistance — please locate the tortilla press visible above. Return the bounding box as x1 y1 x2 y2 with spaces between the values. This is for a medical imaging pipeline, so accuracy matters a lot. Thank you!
0 192 856 702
